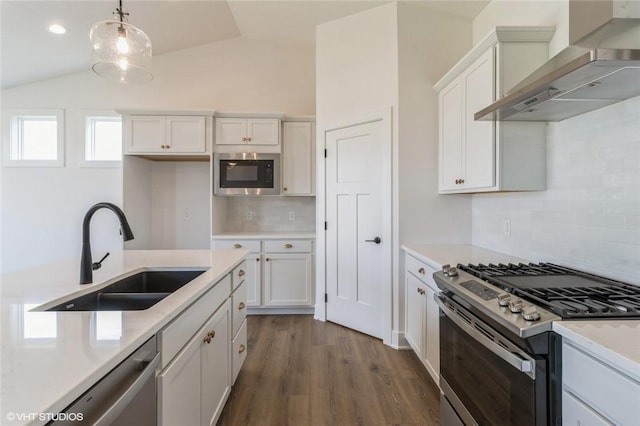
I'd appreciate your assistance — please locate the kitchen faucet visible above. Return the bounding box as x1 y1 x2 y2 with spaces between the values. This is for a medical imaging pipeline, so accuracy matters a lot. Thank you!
80 202 134 284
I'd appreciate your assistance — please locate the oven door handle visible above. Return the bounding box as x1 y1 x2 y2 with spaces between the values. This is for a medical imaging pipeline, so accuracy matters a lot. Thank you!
436 296 536 379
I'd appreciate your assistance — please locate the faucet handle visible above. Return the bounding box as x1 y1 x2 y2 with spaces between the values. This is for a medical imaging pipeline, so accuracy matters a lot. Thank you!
92 252 110 271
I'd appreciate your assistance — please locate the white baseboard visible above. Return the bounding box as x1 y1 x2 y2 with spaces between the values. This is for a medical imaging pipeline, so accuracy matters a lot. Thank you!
247 307 315 315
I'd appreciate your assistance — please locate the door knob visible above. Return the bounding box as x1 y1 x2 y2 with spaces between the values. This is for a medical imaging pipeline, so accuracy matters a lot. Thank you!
365 237 381 244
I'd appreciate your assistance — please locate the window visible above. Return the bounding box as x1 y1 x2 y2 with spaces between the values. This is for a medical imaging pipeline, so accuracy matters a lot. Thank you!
3 109 64 167
84 115 122 163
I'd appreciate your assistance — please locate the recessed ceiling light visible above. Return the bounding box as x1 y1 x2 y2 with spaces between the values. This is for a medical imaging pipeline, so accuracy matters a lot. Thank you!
49 24 66 35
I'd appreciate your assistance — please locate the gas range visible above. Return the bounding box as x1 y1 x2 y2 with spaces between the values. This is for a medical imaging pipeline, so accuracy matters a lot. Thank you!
433 262 640 339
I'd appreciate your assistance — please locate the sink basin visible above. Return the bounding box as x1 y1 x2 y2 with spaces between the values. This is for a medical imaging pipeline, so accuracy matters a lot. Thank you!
46 269 207 311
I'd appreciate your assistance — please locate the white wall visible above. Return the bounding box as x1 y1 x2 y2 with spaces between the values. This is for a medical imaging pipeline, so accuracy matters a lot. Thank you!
1 37 315 272
471 0 640 284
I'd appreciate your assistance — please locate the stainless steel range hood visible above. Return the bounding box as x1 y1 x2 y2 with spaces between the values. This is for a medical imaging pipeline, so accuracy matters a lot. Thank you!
476 18 640 122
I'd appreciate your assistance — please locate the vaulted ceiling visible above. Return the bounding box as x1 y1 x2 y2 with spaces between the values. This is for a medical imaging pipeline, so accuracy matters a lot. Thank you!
1 0 489 89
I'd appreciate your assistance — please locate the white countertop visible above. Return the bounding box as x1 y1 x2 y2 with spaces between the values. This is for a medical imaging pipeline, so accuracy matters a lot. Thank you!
0 249 247 425
402 243 527 270
212 231 316 239
403 244 640 384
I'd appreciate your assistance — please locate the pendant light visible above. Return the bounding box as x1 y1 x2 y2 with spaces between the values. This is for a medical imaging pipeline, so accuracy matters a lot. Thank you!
89 0 152 84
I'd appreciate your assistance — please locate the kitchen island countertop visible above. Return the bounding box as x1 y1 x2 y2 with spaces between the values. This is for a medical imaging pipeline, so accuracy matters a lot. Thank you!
0 249 247 425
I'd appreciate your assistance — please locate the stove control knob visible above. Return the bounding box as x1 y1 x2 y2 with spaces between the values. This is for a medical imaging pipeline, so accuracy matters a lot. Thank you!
508 299 524 313
497 294 511 307
523 306 541 322
442 264 451 276
447 267 459 277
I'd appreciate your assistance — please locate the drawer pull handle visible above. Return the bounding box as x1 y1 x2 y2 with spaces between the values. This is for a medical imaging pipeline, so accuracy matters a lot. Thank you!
238 302 245 310
418 267 425 274
234 243 242 249
284 243 293 249
238 269 245 277
238 344 246 354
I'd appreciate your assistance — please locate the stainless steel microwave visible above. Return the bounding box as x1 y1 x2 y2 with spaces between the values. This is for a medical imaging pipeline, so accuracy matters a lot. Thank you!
214 153 280 195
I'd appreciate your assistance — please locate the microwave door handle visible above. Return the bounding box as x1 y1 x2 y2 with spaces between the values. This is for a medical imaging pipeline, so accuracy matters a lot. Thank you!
436 296 536 379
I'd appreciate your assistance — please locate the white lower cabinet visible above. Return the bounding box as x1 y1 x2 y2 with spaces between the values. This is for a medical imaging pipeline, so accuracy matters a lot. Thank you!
158 261 248 426
562 341 640 425
159 300 230 426
264 253 313 306
212 237 315 310
404 251 439 385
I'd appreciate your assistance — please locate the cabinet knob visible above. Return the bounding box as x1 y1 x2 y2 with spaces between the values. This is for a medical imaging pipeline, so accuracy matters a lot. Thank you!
266 258 270 262
238 302 245 310
203 331 214 344
165 145 170 149
238 269 245 277
234 243 242 249
242 137 247 142
161 144 166 149
283 187 288 191
461 179 464 184
418 267 425 275
256 257 260 262
238 344 246 354
284 243 293 249
246 137 252 142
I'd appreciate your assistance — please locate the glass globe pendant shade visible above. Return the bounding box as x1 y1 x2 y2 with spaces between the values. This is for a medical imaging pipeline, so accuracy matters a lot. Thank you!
90 20 152 84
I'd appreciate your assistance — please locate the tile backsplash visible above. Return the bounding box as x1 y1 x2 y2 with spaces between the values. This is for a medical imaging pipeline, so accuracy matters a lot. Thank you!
472 96 640 284
225 197 315 232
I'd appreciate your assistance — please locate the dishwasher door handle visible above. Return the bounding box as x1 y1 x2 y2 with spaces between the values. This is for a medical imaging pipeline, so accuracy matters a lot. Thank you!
94 352 160 426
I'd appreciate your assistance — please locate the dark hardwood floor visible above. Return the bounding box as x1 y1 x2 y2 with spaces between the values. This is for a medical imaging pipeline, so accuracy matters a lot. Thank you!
217 315 440 426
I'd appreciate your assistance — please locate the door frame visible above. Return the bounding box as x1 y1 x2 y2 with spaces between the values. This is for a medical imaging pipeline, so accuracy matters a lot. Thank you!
315 107 393 345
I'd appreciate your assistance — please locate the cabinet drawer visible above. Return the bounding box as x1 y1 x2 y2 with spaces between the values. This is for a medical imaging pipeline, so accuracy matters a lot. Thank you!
232 281 247 337
405 254 437 290
563 342 640 425
158 274 231 369
232 260 247 291
563 390 613 426
213 239 261 252
263 239 312 253
232 319 247 383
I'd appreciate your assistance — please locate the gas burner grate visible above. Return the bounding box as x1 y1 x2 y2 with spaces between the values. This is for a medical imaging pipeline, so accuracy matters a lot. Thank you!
457 262 640 319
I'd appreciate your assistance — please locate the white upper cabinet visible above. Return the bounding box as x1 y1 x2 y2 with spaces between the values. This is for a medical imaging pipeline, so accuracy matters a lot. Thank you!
282 121 315 196
435 27 554 193
215 117 280 146
123 114 207 154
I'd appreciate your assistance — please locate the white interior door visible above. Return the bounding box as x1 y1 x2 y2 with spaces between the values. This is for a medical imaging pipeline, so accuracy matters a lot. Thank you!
325 118 390 339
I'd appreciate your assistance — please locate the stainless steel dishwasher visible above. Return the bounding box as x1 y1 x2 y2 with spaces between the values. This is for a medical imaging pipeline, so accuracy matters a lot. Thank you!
49 335 159 426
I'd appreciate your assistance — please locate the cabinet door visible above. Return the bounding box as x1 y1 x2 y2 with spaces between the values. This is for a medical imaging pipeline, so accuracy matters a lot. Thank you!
201 301 231 426
264 253 313 306
563 391 613 426
247 119 280 145
463 47 495 190
283 122 314 195
425 284 440 384
405 273 425 359
245 254 261 307
232 281 247 337
124 116 165 153
215 118 246 145
439 80 464 191
166 116 206 153
158 330 202 426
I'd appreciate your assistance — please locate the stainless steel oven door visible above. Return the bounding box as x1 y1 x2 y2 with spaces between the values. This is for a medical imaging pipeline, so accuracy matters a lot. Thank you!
437 295 547 426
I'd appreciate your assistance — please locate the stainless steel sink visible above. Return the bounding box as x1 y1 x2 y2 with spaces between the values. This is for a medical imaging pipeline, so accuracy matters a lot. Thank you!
46 269 207 311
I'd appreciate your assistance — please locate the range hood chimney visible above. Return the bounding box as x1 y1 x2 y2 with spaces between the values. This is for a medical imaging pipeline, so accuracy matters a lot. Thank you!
476 2 640 122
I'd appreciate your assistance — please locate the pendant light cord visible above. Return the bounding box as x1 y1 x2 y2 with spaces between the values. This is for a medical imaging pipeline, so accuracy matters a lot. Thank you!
115 0 129 23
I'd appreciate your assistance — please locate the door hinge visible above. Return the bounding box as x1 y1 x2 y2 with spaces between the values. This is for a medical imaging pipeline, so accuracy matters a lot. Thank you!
324 149 327 158
324 221 327 230
325 293 328 303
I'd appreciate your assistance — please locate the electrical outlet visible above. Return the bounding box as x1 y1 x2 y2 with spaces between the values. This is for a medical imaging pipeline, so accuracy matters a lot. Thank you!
288 211 296 221
246 211 255 221
503 219 511 236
